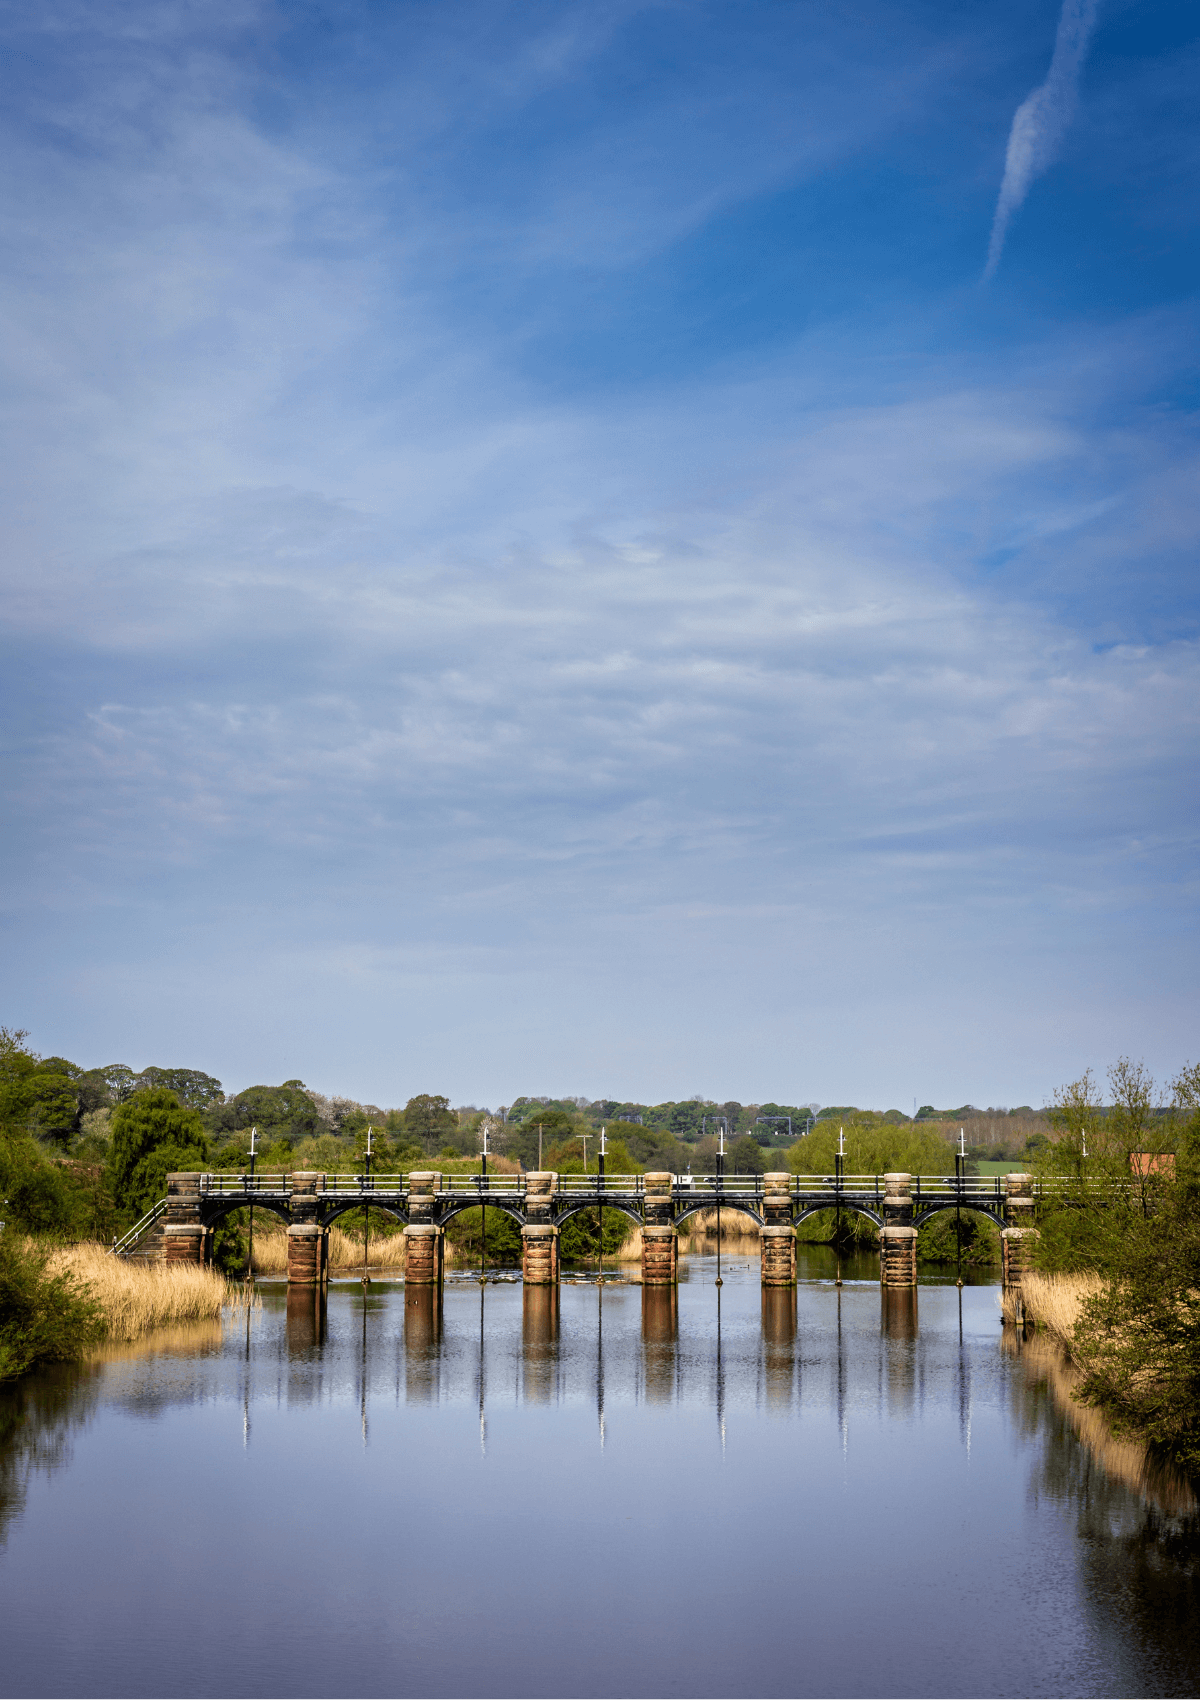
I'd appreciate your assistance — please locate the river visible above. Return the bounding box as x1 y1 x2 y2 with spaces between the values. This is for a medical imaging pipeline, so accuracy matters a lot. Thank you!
1 1253 1197 1698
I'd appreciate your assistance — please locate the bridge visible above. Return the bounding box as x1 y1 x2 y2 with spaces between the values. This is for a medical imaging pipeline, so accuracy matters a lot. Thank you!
116 1167 1056 1290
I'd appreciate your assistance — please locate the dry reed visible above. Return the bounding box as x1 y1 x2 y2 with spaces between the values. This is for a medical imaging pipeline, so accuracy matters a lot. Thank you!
677 1208 762 1251
246 1221 408 1274
1000 1271 1104 1343
45 1242 248 1340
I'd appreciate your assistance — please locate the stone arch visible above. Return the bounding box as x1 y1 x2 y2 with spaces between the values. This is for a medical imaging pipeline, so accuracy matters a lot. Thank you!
436 1198 527 1229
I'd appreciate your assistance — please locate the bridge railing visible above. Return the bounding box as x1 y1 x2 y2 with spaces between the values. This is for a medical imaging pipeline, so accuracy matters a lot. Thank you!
189 1170 1082 1202
111 1198 169 1255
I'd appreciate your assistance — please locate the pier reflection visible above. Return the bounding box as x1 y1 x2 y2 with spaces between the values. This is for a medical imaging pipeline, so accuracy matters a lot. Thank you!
641 1287 678 1403
880 1288 918 1415
285 1290 325 1356
404 1287 442 1402
760 1288 796 1408
522 1286 559 1404
880 1287 918 1338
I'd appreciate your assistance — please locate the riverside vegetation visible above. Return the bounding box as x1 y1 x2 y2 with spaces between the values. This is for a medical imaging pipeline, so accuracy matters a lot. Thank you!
3 1020 1198 1477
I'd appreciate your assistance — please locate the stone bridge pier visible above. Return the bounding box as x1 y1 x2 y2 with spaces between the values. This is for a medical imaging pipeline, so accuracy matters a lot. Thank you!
521 1224 560 1284
880 1173 917 1287
641 1175 678 1285
402 1223 445 1286
760 1173 796 1285
286 1173 328 1287
163 1173 207 1265
1001 1173 1039 1292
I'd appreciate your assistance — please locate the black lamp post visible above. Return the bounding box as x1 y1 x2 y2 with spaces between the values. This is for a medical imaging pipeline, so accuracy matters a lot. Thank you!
478 1120 489 1286
597 1124 606 1284
955 1126 965 1288
834 1127 844 1287
362 1124 373 1291
715 1118 726 1288
246 1125 258 1283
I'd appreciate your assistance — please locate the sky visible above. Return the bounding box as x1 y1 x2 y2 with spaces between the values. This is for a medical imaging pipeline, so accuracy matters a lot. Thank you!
0 0 1197 1111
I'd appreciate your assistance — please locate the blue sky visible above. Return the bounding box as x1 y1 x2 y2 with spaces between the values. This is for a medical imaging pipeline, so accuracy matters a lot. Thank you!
1 0 1196 1109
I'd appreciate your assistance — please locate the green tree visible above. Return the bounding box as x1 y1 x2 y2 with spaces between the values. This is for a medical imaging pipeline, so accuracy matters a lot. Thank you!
0 1134 83 1234
105 1089 208 1221
134 1067 224 1110
402 1094 457 1153
0 1050 83 1148
787 1115 952 1177
1071 1066 1200 1475
728 1134 767 1175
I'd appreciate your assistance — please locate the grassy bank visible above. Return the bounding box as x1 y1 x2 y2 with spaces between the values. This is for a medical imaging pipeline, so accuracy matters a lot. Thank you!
1 1234 248 1380
1000 1271 1103 1340
47 1242 245 1338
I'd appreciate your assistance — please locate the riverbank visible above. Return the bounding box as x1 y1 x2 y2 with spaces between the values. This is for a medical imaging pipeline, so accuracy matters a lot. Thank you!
1 1234 249 1381
47 1241 247 1338
999 1270 1103 1341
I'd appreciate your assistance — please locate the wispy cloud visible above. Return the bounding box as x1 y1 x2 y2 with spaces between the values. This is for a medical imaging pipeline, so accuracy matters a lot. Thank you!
985 0 1101 279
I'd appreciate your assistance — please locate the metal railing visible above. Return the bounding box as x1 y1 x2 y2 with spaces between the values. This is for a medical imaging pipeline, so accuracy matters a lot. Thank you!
185 1169 1086 1198
111 1198 168 1256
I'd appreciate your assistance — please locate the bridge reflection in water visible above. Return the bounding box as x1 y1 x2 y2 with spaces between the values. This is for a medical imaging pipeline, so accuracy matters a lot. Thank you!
268 1266 946 1440
7 1267 1199 1700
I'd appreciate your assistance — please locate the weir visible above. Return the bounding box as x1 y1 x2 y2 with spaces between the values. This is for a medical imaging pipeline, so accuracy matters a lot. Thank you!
121 1166 1058 1296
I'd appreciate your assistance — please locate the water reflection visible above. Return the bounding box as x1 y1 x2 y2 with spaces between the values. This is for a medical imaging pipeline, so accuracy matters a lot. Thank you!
760 1289 796 1408
285 1289 325 1356
404 1285 442 1402
641 1288 678 1403
521 1284 559 1404
1 1277 1198 1700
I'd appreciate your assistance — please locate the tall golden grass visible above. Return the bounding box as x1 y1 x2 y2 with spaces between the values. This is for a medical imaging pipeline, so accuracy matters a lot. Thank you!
246 1221 408 1274
45 1242 250 1340
678 1208 763 1251
1000 1271 1104 1342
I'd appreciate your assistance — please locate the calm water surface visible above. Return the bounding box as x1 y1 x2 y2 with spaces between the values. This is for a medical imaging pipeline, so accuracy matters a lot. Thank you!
2 1254 1198 1699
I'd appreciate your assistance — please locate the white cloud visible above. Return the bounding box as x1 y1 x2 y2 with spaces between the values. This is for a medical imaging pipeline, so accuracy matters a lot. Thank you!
985 0 1101 278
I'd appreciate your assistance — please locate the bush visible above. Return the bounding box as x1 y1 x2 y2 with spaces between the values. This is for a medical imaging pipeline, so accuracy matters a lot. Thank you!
0 1234 103 1381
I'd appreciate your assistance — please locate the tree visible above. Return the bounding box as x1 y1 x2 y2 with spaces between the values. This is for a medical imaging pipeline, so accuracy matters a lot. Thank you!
134 1068 224 1110
1044 1069 1105 1178
401 1094 458 1152
728 1134 766 1175
1072 1084 1200 1475
787 1115 951 1178
105 1089 208 1221
0 1043 82 1147
209 1081 321 1146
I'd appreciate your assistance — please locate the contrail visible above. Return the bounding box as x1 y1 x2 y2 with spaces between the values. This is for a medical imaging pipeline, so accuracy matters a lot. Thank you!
984 0 1100 280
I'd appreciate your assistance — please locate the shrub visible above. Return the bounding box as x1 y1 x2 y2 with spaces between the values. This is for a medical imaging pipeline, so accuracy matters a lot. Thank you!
0 1234 103 1381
